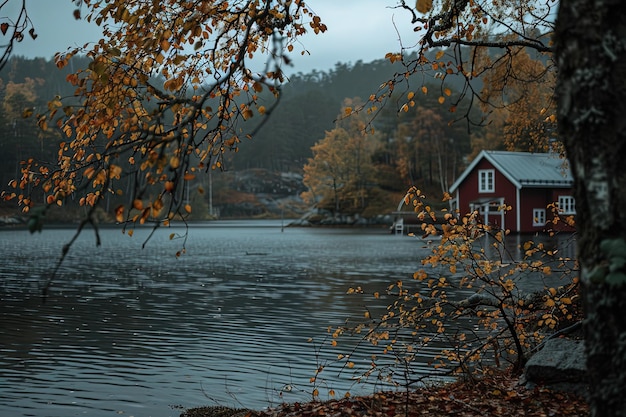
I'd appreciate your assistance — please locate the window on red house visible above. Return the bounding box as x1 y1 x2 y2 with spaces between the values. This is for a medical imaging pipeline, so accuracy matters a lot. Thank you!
478 169 495 193
533 208 546 226
558 196 576 214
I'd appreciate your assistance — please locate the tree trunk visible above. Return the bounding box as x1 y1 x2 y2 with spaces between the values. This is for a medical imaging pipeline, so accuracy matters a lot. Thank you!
555 1 626 416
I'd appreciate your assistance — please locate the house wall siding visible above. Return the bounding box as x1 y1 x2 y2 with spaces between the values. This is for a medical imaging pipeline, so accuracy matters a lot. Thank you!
520 188 552 232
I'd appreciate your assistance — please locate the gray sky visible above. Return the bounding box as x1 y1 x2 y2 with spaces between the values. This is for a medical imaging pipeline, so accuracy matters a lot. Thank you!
4 0 419 74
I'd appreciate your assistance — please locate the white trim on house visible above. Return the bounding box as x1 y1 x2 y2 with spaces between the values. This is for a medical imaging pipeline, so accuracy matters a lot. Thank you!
516 186 521 232
478 169 495 193
533 208 547 226
558 195 576 214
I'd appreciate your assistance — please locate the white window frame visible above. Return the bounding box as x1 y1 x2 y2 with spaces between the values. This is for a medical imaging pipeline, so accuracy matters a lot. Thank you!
478 169 495 193
558 196 576 215
533 208 546 226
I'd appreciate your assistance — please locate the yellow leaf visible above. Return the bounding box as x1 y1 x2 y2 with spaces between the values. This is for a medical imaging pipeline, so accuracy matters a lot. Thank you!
128 229 134 237
184 204 192 213
312 389 319 398
421 86 428 94
169 233 175 240
444 87 452 96
438 96 445 104
344 107 352 115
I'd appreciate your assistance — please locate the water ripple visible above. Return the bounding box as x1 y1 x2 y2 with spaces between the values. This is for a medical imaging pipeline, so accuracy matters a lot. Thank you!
1 222 447 416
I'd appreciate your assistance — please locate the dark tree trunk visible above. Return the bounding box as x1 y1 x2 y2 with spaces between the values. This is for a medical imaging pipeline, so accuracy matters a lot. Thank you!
555 1 626 416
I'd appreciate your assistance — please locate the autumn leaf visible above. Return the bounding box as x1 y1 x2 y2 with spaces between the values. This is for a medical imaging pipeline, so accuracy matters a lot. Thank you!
115 205 125 223
0 23 8 35
416 0 433 14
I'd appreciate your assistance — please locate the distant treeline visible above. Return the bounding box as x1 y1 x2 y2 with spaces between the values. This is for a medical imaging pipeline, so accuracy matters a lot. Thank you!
0 52 481 218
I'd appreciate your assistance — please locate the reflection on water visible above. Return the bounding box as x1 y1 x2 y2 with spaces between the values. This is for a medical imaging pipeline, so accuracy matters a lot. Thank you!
0 221 576 417
1 221 425 417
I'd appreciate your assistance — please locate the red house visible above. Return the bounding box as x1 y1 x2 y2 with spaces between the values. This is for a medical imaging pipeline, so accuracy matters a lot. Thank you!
448 150 575 233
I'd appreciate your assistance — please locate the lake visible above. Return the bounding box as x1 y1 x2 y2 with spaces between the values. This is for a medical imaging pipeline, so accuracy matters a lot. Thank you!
0 220 576 417
0 220 437 417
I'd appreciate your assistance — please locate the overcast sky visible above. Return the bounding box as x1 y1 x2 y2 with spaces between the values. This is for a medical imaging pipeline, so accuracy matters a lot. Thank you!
4 0 420 75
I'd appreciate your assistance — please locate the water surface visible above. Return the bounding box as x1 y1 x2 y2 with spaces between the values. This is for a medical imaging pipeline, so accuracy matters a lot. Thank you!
1 221 428 417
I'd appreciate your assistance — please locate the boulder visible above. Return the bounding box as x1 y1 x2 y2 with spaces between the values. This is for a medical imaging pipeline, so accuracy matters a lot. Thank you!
523 338 588 397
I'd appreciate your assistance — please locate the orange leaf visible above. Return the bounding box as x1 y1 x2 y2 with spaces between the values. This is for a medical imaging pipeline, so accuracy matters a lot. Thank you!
115 205 125 222
416 0 433 14
184 204 192 213
133 199 144 210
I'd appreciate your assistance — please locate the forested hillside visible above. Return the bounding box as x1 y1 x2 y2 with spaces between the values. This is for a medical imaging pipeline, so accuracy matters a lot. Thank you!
0 48 552 221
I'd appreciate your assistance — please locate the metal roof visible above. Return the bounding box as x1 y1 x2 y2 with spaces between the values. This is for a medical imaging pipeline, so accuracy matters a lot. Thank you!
449 150 573 192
